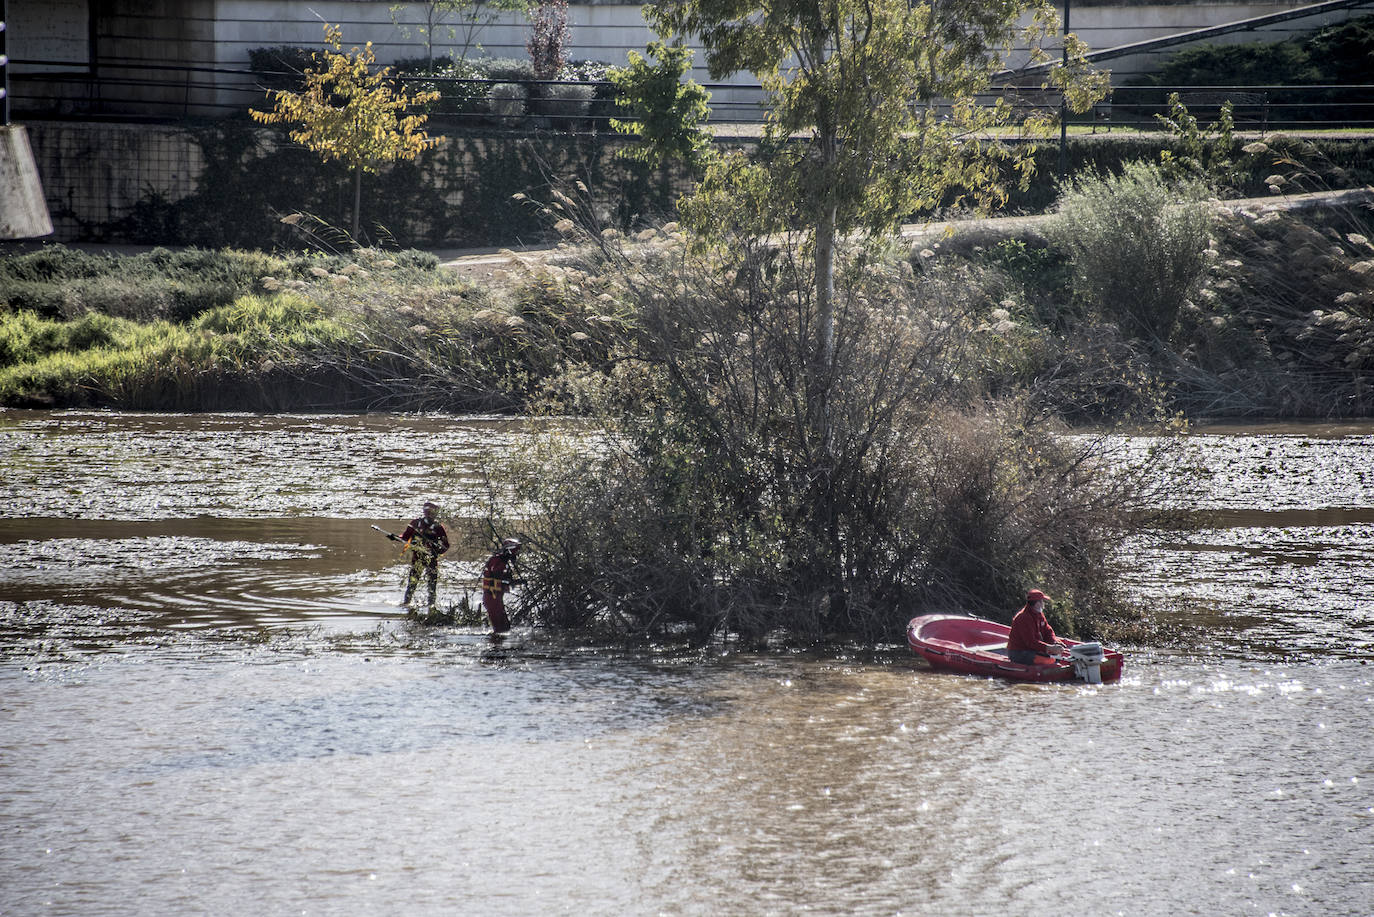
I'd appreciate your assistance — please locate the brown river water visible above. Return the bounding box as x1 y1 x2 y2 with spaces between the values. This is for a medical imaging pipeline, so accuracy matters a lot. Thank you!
1 410 1371 916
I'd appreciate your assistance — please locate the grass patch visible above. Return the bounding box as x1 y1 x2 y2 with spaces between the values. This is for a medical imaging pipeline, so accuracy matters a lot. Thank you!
0 245 621 412
0 245 449 322
0 293 357 408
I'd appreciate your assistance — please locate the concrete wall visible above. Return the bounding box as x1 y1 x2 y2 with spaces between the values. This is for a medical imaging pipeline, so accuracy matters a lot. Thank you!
25 122 205 239
6 1 1366 112
1072 3 1369 78
4 0 88 71
205 2 1361 78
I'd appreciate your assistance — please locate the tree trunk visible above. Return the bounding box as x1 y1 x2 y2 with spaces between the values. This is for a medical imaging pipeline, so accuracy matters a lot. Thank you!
813 119 840 454
814 203 837 451
812 125 842 618
352 168 363 243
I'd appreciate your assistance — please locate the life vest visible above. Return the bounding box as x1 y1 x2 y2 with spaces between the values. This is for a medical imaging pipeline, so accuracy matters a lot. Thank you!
482 551 514 594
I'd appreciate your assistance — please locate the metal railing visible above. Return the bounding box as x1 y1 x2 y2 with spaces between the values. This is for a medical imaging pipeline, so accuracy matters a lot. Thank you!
6 59 1373 133
5 59 771 128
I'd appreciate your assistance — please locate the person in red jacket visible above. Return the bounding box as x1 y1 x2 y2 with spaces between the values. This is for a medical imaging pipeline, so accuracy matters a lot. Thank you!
481 538 523 633
1006 588 1066 664
389 501 450 609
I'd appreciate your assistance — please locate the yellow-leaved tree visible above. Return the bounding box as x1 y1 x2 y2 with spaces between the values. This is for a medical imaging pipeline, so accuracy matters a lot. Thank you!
251 24 442 242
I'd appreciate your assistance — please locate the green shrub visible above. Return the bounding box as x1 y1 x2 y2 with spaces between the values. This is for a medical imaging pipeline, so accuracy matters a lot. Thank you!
400 59 489 116
1128 13 1374 123
390 249 441 272
0 311 44 367
480 58 535 82
0 245 115 283
0 280 73 318
533 83 596 130
1047 161 1214 346
478 236 1169 642
488 83 529 124
191 293 353 354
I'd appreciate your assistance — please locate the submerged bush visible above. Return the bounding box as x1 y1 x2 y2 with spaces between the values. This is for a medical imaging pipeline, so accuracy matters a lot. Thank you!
477 230 1179 643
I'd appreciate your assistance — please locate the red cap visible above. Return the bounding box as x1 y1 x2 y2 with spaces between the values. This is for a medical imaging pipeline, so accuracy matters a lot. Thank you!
1026 589 1050 603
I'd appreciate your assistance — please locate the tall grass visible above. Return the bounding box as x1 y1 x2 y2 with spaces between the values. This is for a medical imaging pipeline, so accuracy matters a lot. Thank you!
0 293 357 407
0 256 618 412
0 245 449 322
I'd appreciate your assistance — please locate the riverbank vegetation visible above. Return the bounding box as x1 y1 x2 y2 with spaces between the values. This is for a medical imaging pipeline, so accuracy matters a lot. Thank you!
0 245 626 411
472 221 1186 644
6 93 1374 645
4 174 1369 641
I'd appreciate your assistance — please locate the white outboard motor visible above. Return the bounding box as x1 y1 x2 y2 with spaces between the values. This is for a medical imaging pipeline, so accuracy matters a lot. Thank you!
1069 643 1105 684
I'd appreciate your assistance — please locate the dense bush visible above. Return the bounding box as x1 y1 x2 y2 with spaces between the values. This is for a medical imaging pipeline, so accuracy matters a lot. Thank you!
939 185 1374 419
251 44 617 134
474 226 1176 643
1046 161 1215 346
1128 13 1374 124
487 83 529 124
399 59 489 115
1168 203 1374 417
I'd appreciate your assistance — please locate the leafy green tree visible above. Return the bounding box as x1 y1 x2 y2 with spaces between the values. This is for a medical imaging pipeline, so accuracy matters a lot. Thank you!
251 25 443 242
479 1 1153 642
608 41 714 172
646 0 1107 429
1155 92 1237 188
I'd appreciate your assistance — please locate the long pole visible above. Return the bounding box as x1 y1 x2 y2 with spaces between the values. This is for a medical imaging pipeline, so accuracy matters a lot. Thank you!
1058 0 1070 176
2 0 11 126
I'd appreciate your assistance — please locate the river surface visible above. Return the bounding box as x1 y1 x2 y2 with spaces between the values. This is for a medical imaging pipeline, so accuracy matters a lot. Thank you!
1 411 1371 916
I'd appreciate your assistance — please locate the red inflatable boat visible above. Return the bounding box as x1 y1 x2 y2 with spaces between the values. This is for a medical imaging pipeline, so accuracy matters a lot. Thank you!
907 614 1124 683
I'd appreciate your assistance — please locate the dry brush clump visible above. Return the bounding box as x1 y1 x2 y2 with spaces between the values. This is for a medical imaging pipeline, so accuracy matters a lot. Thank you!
1046 160 1216 348
1167 201 1374 417
965 156 1374 419
475 226 1178 644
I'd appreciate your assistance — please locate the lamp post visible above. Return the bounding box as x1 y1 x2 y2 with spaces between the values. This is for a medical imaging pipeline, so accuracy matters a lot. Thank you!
2 0 10 126
1059 0 1071 176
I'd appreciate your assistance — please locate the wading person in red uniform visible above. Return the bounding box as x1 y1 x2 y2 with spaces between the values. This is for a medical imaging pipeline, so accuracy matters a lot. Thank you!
481 538 523 633
387 502 450 609
1006 588 1066 664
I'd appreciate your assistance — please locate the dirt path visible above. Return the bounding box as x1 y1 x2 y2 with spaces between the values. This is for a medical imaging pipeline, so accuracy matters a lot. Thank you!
437 186 1373 281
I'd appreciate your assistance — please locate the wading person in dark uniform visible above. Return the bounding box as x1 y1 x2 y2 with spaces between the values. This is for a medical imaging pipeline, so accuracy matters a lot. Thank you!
481 538 523 633
387 501 450 609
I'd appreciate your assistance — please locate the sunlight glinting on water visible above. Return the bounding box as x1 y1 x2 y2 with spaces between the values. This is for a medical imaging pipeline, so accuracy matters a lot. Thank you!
2 411 1374 915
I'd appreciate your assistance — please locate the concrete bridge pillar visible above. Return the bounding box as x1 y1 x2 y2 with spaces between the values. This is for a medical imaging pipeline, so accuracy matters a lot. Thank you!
1 124 52 239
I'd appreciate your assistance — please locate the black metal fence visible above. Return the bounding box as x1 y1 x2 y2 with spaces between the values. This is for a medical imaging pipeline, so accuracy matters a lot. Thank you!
6 59 769 128
8 59 1373 133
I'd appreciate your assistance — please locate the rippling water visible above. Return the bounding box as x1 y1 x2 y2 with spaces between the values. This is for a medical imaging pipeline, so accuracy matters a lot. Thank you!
2 411 1372 916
